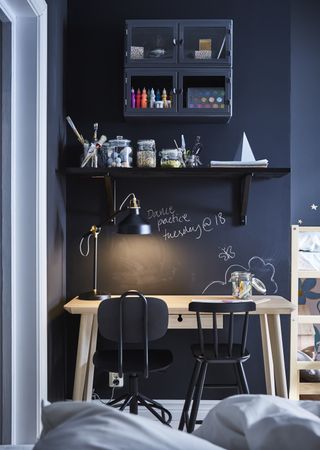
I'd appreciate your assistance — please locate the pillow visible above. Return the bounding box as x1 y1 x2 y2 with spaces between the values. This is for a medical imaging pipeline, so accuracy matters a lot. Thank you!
193 394 320 450
34 401 224 450
299 232 320 252
298 350 320 382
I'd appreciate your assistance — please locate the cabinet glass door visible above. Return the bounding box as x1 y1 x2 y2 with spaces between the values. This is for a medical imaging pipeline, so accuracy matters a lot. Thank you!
126 21 178 65
178 69 232 118
179 21 232 65
124 70 178 116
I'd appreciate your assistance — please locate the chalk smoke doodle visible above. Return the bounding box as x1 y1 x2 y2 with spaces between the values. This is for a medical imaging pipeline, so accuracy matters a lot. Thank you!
202 256 278 294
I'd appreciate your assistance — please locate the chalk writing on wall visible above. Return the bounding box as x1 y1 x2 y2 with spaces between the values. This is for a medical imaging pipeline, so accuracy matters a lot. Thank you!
146 206 226 241
202 256 278 294
218 245 236 261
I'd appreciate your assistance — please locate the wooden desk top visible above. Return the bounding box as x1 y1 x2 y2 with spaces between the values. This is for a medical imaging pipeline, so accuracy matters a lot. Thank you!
64 295 295 316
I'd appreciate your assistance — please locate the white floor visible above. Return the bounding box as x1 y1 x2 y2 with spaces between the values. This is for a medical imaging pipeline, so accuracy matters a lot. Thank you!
93 399 219 429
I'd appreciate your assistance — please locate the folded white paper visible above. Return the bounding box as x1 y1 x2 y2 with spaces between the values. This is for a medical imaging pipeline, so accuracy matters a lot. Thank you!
210 159 269 167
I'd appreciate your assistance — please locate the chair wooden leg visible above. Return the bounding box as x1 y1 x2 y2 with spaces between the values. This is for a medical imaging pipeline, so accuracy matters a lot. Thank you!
237 362 249 394
178 359 202 431
188 362 208 433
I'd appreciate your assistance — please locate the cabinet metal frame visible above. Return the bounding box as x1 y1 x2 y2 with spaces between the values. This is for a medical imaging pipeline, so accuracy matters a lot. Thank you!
177 68 232 118
178 19 232 67
125 20 179 67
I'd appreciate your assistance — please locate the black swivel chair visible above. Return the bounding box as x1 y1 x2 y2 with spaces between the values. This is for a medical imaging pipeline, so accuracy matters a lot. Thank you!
179 300 256 432
93 290 173 425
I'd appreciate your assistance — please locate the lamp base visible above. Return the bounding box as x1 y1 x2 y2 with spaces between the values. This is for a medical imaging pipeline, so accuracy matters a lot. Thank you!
77 291 111 301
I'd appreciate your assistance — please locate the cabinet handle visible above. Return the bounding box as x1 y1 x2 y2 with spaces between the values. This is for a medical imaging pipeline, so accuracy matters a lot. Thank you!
177 314 183 322
172 88 177 94
172 38 177 46
179 38 183 45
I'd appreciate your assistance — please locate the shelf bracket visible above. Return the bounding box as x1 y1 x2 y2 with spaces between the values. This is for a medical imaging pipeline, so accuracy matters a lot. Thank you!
240 173 253 225
104 174 116 219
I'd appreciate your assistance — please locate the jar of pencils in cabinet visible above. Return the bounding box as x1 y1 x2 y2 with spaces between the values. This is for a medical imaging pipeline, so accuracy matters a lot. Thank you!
136 139 157 168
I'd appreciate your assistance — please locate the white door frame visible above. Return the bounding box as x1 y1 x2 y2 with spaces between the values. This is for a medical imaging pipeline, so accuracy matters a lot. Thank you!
0 0 47 444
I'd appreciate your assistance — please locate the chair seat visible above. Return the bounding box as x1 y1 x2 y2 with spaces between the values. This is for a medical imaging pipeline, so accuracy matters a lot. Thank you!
191 343 250 363
93 349 173 374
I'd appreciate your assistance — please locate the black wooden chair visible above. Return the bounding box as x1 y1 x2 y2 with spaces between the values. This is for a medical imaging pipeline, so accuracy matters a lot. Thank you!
93 290 173 425
179 300 256 432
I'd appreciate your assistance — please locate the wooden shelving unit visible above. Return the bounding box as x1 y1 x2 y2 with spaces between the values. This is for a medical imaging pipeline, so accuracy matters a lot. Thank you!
290 225 320 399
65 166 290 226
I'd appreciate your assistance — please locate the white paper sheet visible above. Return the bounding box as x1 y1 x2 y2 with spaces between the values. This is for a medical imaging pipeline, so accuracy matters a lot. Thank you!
209 159 269 167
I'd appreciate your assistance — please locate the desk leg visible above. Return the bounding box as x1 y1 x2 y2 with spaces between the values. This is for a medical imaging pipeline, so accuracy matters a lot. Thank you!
259 314 275 395
84 315 98 401
267 314 288 398
73 314 94 401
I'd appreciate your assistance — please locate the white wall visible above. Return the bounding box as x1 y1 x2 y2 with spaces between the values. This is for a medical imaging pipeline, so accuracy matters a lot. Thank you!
0 0 47 444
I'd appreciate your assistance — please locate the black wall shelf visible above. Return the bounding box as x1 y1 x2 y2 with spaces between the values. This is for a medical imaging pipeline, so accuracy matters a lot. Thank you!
64 167 290 225
64 167 289 178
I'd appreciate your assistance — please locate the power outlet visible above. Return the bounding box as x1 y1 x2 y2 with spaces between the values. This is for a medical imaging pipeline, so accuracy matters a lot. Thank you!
109 372 124 388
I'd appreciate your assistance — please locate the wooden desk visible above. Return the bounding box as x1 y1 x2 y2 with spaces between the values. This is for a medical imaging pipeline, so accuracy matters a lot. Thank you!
64 295 295 401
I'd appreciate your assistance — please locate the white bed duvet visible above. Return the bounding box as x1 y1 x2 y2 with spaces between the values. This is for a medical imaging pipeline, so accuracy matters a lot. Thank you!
194 394 320 450
32 395 320 450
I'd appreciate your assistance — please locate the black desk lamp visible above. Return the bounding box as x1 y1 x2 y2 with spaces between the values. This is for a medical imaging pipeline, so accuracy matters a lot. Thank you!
79 193 151 300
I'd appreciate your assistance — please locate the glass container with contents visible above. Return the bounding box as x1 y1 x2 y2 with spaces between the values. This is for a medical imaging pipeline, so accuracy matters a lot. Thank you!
137 139 157 168
229 271 266 299
106 136 133 168
159 149 184 168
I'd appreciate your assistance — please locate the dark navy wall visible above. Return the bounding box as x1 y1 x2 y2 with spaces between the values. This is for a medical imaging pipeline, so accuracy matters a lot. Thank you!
291 0 320 226
47 0 67 401
65 0 291 399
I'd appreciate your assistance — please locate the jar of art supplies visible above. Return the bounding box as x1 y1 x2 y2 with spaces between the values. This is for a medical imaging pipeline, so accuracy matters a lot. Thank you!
229 271 266 299
136 139 157 168
159 149 184 168
106 136 133 168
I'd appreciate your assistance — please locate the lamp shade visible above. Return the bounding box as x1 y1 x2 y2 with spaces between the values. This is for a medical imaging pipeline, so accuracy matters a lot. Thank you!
117 208 151 235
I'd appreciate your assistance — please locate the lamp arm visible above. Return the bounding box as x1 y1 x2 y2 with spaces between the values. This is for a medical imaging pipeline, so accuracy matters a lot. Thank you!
95 207 125 232
79 208 126 256
79 193 139 256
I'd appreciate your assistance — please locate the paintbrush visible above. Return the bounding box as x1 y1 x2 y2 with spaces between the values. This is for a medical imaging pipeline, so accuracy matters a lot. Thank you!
173 139 180 150
81 135 107 168
93 122 98 142
66 116 85 145
174 139 186 167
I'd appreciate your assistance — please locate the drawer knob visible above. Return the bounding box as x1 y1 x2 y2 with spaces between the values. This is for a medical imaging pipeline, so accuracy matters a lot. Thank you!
177 314 183 322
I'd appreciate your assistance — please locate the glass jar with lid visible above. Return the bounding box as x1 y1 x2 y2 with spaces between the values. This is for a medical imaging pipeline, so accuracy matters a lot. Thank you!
137 139 157 168
159 148 184 168
106 135 133 168
229 271 266 299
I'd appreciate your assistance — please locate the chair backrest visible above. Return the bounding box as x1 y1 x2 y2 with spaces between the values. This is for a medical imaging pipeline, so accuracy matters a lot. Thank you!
189 301 256 358
98 290 169 377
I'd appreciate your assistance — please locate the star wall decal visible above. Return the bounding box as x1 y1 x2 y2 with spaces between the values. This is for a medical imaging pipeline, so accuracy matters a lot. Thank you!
311 203 318 211
298 219 303 225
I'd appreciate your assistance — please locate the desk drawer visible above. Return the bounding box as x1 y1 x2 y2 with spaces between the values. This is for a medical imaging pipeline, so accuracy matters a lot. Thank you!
168 314 223 329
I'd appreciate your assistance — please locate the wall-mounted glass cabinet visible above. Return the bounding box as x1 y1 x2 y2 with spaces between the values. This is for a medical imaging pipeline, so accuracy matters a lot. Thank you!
124 19 233 122
179 21 232 66
126 21 178 65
